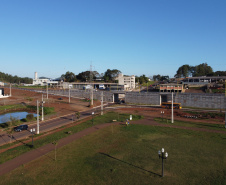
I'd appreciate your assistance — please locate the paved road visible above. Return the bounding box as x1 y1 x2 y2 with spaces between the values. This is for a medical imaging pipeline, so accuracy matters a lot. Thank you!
0 105 110 146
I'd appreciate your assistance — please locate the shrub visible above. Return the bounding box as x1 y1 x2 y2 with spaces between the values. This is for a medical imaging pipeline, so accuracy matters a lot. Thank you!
26 114 34 121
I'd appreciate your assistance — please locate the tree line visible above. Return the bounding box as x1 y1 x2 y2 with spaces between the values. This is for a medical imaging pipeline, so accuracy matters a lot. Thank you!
153 63 226 81
61 69 122 82
0 72 32 84
174 63 226 78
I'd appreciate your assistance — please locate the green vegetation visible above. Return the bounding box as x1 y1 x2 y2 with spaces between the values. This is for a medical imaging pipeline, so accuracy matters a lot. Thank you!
25 97 33 101
17 86 46 89
26 114 34 121
0 71 32 84
0 112 142 164
154 118 225 131
0 104 25 111
26 105 55 115
0 105 55 128
0 122 225 185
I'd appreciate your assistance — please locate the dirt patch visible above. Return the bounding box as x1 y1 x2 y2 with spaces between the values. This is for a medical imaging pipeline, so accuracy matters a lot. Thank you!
0 88 100 120
116 107 225 124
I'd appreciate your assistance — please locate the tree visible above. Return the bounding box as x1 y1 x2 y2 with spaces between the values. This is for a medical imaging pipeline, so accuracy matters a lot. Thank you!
153 74 161 81
103 69 121 82
193 63 213 77
175 63 214 77
76 71 99 82
61 71 76 82
0 71 32 84
175 64 191 78
136 75 149 84
213 71 226 76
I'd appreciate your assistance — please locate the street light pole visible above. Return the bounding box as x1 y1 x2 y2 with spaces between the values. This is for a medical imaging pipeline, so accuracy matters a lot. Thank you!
30 128 35 147
41 94 45 121
37 100 39 134
158 148 168 177
92 112 94 125
161 111 164 121
171 92 174 123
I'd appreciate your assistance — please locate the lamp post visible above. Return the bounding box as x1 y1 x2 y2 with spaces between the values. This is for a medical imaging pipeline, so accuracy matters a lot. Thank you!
92 112 94 125
161 111 164 121
158 148 168 177
30 128 35 147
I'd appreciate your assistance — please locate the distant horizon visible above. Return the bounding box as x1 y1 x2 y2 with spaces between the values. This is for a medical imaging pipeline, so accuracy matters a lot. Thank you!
1 0 225 79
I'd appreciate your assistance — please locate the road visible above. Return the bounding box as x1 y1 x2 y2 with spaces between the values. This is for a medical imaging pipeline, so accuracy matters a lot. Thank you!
0 105 109 146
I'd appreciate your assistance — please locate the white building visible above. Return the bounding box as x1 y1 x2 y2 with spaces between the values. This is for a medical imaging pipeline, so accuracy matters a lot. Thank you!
32 72 58 86
116 74 135 90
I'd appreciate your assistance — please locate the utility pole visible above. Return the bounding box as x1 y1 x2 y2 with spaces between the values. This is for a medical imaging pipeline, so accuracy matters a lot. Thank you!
90 64 93 106
46 84 48 99
101 91 103 115
171 92 174 123
10 83 12 97
69 86 71 104
41 94 45 121
37 100 39 134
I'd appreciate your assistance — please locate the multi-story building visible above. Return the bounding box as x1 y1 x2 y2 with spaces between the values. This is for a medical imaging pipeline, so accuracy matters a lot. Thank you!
117 74 135 90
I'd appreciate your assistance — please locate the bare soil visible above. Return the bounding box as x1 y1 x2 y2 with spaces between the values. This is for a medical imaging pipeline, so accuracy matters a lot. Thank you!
116 107 225 124
1 88 100 117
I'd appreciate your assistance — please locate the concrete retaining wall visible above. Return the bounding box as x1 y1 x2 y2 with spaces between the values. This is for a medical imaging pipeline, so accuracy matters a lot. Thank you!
47 89 226 109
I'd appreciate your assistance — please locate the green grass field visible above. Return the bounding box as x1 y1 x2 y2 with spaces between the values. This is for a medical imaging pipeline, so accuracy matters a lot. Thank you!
155 117 225 131
0 119 225 185
0 112 142 164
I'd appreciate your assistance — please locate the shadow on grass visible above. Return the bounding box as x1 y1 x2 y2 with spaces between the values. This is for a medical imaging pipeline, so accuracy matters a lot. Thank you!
99 152 161 177
8 134 32 148
9 134 55 161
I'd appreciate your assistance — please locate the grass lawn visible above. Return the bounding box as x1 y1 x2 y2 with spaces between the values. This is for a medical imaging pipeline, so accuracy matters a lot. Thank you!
0 121 225 185
154 118 226 131
0 112 142 164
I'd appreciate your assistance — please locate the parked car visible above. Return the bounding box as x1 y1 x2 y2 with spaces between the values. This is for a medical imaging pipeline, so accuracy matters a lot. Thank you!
14 124 28 132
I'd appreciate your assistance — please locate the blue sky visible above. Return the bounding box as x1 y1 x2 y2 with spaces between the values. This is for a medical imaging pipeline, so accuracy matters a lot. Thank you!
0 0 225 79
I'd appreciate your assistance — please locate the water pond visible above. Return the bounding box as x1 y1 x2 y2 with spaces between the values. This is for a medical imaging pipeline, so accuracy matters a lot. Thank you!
0 112 37 124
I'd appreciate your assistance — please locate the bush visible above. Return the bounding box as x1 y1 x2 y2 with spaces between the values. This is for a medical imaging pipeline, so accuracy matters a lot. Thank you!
26 114 34 121
43 107 55 115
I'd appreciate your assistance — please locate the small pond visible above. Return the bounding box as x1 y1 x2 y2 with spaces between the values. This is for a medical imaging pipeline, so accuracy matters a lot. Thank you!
0 112 37 124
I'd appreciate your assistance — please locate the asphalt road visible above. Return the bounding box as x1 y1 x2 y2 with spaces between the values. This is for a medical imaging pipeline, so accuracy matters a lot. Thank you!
0 107 106 146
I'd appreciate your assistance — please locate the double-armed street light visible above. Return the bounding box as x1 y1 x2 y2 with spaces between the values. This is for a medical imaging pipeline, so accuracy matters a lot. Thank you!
158 148 168 177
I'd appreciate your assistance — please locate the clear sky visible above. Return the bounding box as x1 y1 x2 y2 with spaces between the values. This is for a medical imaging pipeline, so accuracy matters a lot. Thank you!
0 0 225 79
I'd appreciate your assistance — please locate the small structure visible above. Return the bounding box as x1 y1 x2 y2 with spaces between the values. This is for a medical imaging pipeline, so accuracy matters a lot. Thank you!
0 88 9 98
159 84 184 93
0 88 4 96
